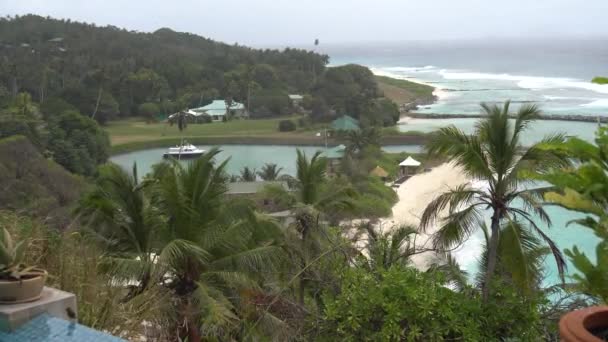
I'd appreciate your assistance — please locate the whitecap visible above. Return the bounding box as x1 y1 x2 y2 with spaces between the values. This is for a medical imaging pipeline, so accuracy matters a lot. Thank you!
437 69 608 95
580 99 608 108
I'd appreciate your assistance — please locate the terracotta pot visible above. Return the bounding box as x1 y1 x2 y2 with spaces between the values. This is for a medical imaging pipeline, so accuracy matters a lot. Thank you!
0 270 47 304
560 306 608 342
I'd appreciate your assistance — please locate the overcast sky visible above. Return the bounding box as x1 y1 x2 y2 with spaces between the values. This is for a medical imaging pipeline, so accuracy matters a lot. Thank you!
4 0 608 47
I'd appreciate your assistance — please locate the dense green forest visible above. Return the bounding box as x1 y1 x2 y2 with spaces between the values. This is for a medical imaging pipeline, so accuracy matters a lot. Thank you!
0 15 398 126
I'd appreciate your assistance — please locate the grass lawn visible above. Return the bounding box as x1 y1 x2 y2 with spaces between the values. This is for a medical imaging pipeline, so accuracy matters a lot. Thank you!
375 75 435 105
106 115 308 145
104 115 346 153
105 115 430 154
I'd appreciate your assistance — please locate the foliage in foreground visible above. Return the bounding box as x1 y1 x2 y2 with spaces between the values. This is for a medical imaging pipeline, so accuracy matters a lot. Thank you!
319 267 547 341
543 127 608 303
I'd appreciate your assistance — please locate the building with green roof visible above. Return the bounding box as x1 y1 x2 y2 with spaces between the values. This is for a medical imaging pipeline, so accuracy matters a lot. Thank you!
185 100 247 121
331 115 360 132
321 144 346 176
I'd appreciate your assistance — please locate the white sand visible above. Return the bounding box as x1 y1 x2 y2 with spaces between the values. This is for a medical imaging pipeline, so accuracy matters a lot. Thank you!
384 163 470 269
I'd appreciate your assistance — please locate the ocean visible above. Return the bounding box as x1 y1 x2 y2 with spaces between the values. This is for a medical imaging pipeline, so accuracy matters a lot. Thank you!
322 39 607 288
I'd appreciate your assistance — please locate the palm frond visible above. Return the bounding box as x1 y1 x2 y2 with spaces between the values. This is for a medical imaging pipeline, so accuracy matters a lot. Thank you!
419 184 484 232
432 204 484 251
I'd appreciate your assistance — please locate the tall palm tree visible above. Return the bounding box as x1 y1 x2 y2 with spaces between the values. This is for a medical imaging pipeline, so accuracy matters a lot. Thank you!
420 101 569 302
149 148 283 340
76 163 160 299
271 150 355 304
257 163 283 181
345 127 381 156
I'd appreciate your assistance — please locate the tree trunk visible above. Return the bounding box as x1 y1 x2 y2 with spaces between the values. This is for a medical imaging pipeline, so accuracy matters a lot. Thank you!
92 86 103 119
298 224 308 305
482 212 501 303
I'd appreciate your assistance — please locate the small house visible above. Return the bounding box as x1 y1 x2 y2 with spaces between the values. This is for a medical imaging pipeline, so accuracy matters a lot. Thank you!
186 100 247 122
399 156 421 177
227 181 290 211
288 94 304 105
331 115 360 132
322 144 346 177
370 165 389 181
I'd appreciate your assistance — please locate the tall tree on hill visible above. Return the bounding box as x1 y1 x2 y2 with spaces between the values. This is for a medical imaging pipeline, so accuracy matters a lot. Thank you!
420 101 569 302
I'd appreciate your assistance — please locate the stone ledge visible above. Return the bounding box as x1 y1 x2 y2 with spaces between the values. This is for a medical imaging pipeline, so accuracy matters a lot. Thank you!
0 287 77 332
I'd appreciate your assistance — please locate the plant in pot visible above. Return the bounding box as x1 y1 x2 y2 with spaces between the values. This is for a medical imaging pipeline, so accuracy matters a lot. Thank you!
0 228 47 304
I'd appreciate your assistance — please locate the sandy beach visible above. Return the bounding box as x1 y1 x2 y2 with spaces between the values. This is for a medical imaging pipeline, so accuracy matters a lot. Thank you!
384 163 470 269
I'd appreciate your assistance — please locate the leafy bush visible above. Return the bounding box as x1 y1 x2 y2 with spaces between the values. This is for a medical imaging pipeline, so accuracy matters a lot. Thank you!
137 102 160 121
250 88 291 116
320 267 484 341
197 114 212 124
278 119 296 132
592 76 608 85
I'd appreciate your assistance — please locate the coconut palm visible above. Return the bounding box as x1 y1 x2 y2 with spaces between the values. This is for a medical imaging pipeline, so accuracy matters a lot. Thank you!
420 101 569 302
269 150 355 304
76 163 160 300
358 223 417 272
239 166 257 181
149 148 284 340
345 126 381 156
257 163 283 181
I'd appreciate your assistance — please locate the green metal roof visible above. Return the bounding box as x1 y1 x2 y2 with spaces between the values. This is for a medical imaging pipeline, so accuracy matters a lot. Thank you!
227 181 289 195
322 144 346 159
201 100 244 111
331 115 360 131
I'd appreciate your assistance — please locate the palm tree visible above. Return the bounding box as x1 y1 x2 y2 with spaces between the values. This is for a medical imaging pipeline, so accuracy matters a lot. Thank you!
271 150 355 304
475 221 552 296
345 127 381 156
76 163 160 300
257 163 283 181
358 223 417 272
420 101 569 302
239 166 257 181
149 149 283 340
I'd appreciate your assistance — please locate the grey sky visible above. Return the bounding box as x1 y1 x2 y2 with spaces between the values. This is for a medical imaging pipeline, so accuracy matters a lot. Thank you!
4 0 608 46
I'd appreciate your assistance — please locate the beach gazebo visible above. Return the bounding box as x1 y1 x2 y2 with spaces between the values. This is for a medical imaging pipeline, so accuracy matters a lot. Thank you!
370 165 389 181
399 156 421 177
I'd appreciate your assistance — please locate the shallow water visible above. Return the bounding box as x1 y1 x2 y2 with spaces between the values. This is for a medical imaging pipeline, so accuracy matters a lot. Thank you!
398 117 600 144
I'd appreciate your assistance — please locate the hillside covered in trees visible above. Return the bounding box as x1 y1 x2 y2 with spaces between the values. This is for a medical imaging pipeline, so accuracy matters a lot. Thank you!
0 15 399 126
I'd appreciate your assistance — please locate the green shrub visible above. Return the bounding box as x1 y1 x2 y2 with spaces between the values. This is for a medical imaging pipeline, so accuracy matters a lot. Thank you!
592 76 608 85
137 102 160 121
320 267 484 341
278 119 296 132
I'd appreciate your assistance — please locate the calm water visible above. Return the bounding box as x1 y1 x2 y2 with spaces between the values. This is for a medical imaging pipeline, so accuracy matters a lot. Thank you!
110 144 422 178
324 39 605 286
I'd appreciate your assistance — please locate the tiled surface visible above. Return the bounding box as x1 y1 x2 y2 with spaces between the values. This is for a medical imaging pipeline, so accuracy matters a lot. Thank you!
0 287 77 332
0 314 125 342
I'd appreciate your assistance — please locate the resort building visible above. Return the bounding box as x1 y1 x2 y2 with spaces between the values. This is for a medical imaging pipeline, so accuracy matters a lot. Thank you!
322 144 346 177
288 94 304 105
227 181 290 211
183 100 248 122
331 115 360 132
